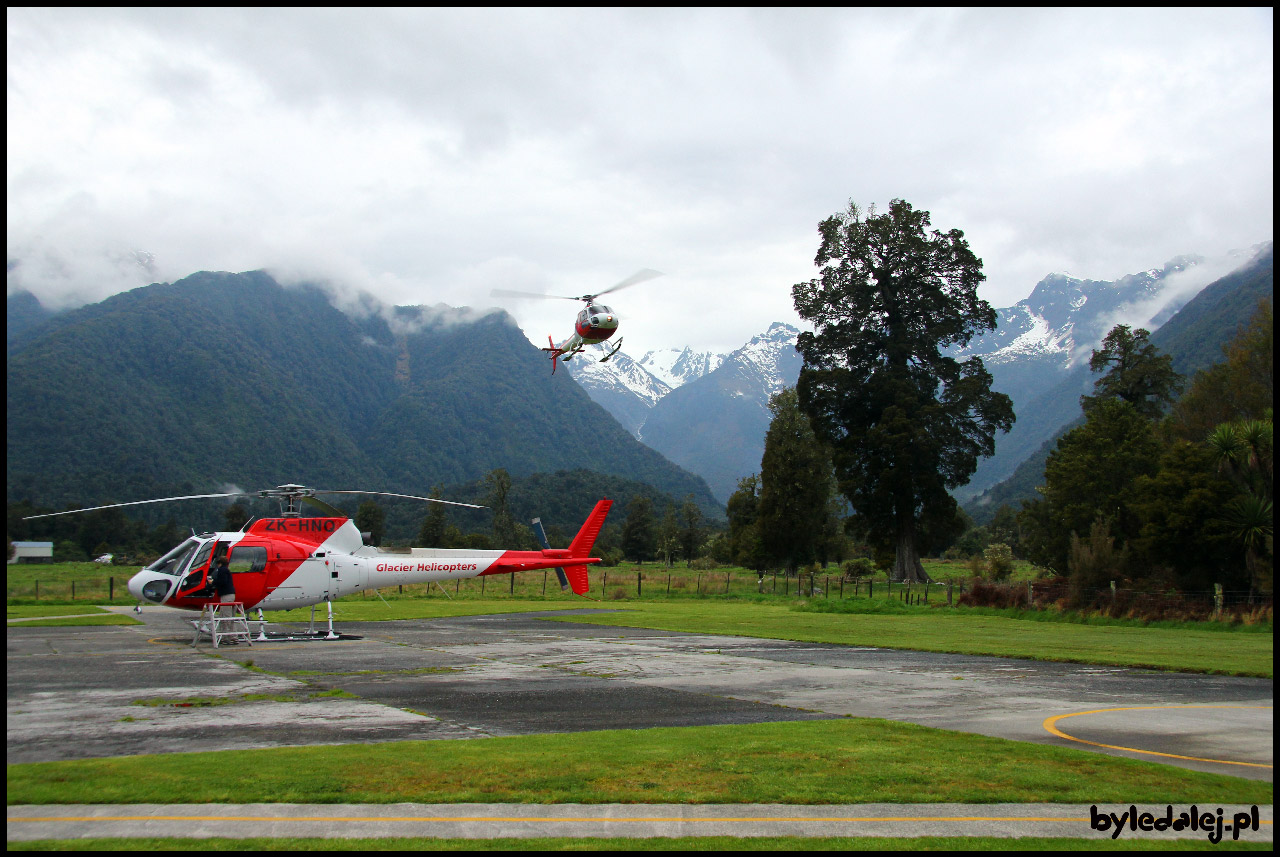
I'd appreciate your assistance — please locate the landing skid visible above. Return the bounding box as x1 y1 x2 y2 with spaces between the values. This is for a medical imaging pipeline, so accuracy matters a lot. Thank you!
224 603 361 643
598 338 624 363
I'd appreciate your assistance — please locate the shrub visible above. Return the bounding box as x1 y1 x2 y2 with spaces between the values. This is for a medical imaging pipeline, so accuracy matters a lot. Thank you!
957 580 1030 609
984 543 1015 581
841 557 875 580
1068 518 1130 607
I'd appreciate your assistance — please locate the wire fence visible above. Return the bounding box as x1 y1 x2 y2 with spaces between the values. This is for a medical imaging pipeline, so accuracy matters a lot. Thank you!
7 569 1272 622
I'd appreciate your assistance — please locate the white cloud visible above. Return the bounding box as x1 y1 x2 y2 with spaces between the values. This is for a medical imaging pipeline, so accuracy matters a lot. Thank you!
6 7 1273 353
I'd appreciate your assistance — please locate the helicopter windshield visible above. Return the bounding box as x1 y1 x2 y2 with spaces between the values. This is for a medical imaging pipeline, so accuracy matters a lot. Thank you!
145 537 202 577
589 304 612 315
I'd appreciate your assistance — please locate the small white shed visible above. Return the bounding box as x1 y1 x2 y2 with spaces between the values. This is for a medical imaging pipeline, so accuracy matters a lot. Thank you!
9 541 54 564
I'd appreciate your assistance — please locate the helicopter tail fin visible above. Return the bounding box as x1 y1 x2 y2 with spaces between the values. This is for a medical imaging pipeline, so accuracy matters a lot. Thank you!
563 499 612 595
542 336 563 374
563 564 590 595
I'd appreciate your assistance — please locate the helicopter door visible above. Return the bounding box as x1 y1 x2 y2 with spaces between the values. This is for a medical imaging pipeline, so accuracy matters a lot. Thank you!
175 540 219 597
330 554 365 596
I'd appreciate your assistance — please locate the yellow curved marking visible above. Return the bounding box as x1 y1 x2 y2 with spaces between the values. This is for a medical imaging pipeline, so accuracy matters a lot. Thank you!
1044 705 1273 768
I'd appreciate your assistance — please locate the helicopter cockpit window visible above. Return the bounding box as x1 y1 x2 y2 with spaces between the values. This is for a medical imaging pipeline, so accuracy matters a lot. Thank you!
186 541 215 576
228 546 267 574
145 538 201 577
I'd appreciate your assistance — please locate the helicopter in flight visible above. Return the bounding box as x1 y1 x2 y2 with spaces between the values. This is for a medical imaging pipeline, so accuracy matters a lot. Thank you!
24 484 612 637
491 268 664 373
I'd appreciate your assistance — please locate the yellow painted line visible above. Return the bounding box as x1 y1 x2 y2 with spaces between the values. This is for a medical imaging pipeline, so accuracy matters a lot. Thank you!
1044 705 1274 768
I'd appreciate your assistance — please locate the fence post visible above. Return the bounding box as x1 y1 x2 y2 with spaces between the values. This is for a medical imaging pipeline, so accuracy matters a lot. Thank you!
667 573 671 595
638 571 642 598
110 577 114 600
725 571 730 595
543 570 548 596
947 581 953 606
1214 583 1223 620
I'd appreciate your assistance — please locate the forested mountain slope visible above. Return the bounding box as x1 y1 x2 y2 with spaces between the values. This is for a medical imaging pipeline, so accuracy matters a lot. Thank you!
7 271 720 517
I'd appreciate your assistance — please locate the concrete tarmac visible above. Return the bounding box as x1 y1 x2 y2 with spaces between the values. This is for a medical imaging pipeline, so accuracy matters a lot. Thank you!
7 605 1273 842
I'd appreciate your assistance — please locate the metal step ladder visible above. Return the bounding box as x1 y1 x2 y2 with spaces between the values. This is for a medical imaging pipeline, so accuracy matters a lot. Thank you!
191 602 253 648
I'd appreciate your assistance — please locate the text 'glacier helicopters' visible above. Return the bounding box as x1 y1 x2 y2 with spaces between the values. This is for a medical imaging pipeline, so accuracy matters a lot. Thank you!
491 268 663 373
24 484 612 638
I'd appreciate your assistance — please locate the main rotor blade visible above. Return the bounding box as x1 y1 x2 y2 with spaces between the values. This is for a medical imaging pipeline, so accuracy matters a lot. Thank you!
300 495 347 517
592 268 664 299
22 492 251 520
489 288 580 302
314 490 487 509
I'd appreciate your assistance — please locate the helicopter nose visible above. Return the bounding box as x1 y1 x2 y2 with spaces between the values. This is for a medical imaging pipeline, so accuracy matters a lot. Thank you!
128 570 173 604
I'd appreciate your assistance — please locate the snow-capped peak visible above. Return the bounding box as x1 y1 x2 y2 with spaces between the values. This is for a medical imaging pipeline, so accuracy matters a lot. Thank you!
638 346 724 390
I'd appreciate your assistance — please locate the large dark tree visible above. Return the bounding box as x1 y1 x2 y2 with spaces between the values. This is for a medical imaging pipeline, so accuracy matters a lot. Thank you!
792 199 1014 582
621 495 657 563
757 387 838 574
678 494 704 567
484 468 520 548
1081 324 1182 419
355 501 386 547
725 475 765 571
1018 398 1163 574
416 484 449 547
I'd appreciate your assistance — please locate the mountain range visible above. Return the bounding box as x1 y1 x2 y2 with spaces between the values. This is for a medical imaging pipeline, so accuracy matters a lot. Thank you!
962 242 1274 522
954 243 1273 503
565 244 1273 507
6 270 721 533
569 323 800 502
9 243 1270 536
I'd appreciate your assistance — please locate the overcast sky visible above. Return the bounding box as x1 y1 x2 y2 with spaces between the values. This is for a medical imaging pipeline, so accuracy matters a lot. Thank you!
7 8 1273 353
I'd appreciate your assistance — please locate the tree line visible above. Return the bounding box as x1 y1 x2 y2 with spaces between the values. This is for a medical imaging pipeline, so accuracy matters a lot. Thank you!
715 200 1271 601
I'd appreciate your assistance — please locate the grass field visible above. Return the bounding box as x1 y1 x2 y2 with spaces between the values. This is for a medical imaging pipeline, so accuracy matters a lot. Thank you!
7 575 1272 675
7 718 1271 807
253 596 1270 677
0 557 1164 604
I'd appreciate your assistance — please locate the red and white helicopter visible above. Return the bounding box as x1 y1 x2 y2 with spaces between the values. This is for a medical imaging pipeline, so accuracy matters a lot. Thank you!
24 484 612 638
492 269 663 373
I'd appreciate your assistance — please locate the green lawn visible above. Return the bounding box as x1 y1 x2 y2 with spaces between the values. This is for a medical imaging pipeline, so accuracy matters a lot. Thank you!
7 719 1271 807
548 601 1274 677
257 597 1273 677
